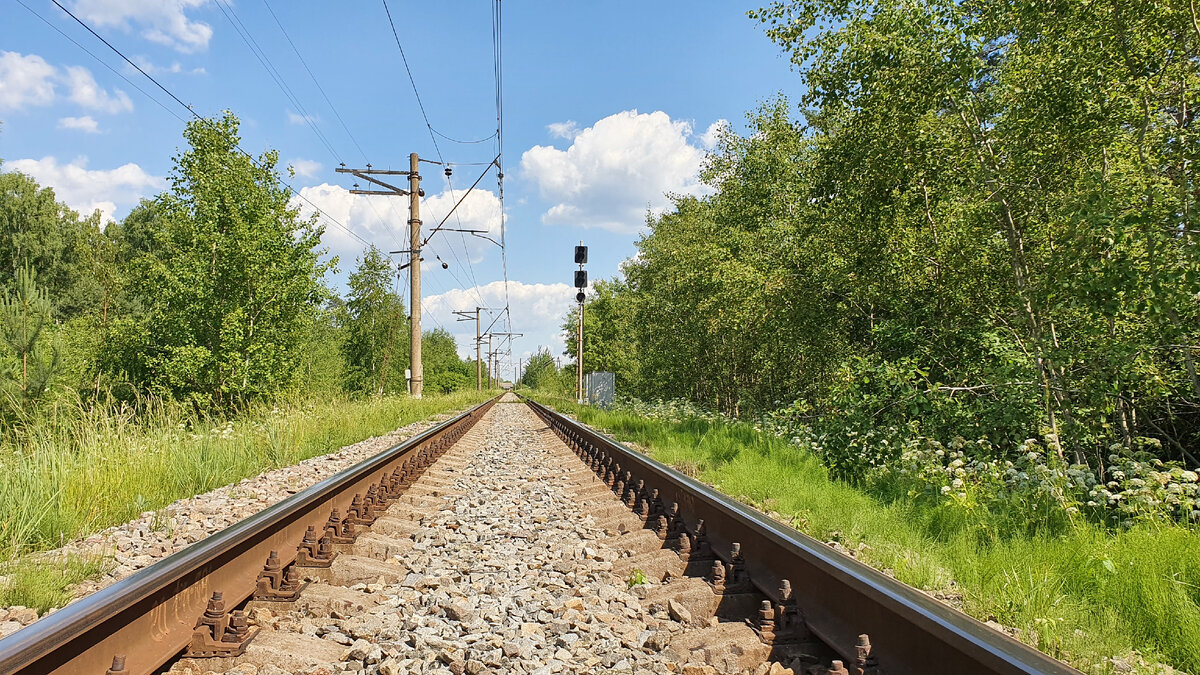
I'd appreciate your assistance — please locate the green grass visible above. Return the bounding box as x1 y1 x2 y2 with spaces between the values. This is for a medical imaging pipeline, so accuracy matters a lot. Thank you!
0 556 111 613
534 395 1200 675
0 390 495 563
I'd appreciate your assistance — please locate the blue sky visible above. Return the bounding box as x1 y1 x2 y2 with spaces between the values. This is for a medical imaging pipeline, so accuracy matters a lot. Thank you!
0 0 804 380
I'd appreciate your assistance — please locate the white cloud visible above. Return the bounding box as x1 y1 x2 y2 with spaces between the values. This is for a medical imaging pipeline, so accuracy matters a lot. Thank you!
7 156 165 225
547 120 580 140
424 281 576 367
287 111 317 126
0 52 57 110
292 183 504 266
58 116 101 133
521 110 713 233
73 0 214 53
62 66 133 113
421 187 504 264
699 119 729 149
0 51 133 114
289 158 322 179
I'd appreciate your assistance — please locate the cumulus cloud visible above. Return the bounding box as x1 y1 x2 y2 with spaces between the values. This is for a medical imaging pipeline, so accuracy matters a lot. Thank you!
7 156 165 225
699 119 729 150
0 52 57 110
58 116 101 133
424 280 576 366
547 121 580 140
292 183 504 266
62 66 133 113
73 0 214 53
0 51 133 114
521 110 714 233
288 158 322 179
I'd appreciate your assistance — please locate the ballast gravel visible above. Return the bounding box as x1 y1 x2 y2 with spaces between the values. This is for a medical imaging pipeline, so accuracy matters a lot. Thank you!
0 413 460 637
171 398 769 675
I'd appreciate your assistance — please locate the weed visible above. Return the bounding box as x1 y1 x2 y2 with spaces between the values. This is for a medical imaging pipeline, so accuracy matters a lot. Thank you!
0 555 111 613
0 391 492 561
535 395 1200 674
627 568 648 587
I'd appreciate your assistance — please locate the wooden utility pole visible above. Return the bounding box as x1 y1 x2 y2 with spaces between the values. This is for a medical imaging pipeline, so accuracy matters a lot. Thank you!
407 153 423 398
486 333 493 389
488 332 523 388
454 307 496 391
336 158 424 397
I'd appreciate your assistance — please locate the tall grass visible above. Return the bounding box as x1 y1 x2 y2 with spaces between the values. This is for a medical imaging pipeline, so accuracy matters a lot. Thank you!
536 395 1200 675
0 390 493 562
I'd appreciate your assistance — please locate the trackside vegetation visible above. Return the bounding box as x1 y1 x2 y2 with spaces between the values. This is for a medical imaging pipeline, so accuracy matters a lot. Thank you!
0 390 491 609
0 114 496 602
532 395 1200 674
0 112 481 425
536 6 1200 671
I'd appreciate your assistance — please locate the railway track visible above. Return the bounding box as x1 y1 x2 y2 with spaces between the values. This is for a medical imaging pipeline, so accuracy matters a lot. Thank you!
0 394 1080 675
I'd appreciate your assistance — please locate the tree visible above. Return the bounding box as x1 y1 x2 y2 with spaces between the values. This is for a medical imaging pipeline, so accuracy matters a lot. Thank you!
520 348 565 392
423 328 471 394
0 171 106 320
0 267 62 415
111 111 328 405
561 278 639 393
341 246 408 395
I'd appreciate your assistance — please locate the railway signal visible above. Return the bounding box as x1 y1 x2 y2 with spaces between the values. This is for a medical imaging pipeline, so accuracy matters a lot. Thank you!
574 243 588 403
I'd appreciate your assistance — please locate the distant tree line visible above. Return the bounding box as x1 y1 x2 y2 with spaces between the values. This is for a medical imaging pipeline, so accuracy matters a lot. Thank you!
565 0 1200 474
0 112 477 423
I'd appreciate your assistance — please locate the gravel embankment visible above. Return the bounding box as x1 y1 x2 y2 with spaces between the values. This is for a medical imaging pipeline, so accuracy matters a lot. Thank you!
0 413 459 638
168 396 784 675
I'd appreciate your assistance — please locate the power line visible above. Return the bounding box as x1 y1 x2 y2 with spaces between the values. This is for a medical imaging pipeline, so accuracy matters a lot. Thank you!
379 0 497 324
15 0 186 124
253 0 411 255
381 0 444 163
432 128 498 145
260 0 371 163
212 0 343 163
492 0 512 336
44 0 375 249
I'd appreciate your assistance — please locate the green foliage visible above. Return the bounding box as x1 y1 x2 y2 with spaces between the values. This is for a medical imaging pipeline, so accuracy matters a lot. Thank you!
519 348 569 393
294 300 345 396
0 267 62 416
0 390 490 561
562 278 639 389
342 246 408 395
0 555 110 613
576 1 1200 497
423 328 472 394
0 172 105 319
540 395 1200 673
108 112 329 406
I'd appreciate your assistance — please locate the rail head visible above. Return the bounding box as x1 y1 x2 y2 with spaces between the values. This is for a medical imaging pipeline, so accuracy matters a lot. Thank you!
0 396 498 675
520 394 1081 675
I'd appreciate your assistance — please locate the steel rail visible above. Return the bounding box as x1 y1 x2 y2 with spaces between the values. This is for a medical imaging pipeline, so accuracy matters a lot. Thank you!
521 395 1081 675
0 396 497 675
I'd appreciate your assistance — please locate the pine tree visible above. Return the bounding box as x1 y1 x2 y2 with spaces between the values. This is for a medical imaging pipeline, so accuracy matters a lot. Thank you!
0 266 61 413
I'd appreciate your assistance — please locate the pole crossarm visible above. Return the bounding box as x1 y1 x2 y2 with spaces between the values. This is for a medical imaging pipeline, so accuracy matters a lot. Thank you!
334 157 423 396
335 167 411 195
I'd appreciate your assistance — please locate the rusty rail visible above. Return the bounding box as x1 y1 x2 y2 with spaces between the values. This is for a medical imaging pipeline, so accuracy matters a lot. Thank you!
521 395 1081 675
0 396 497 675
